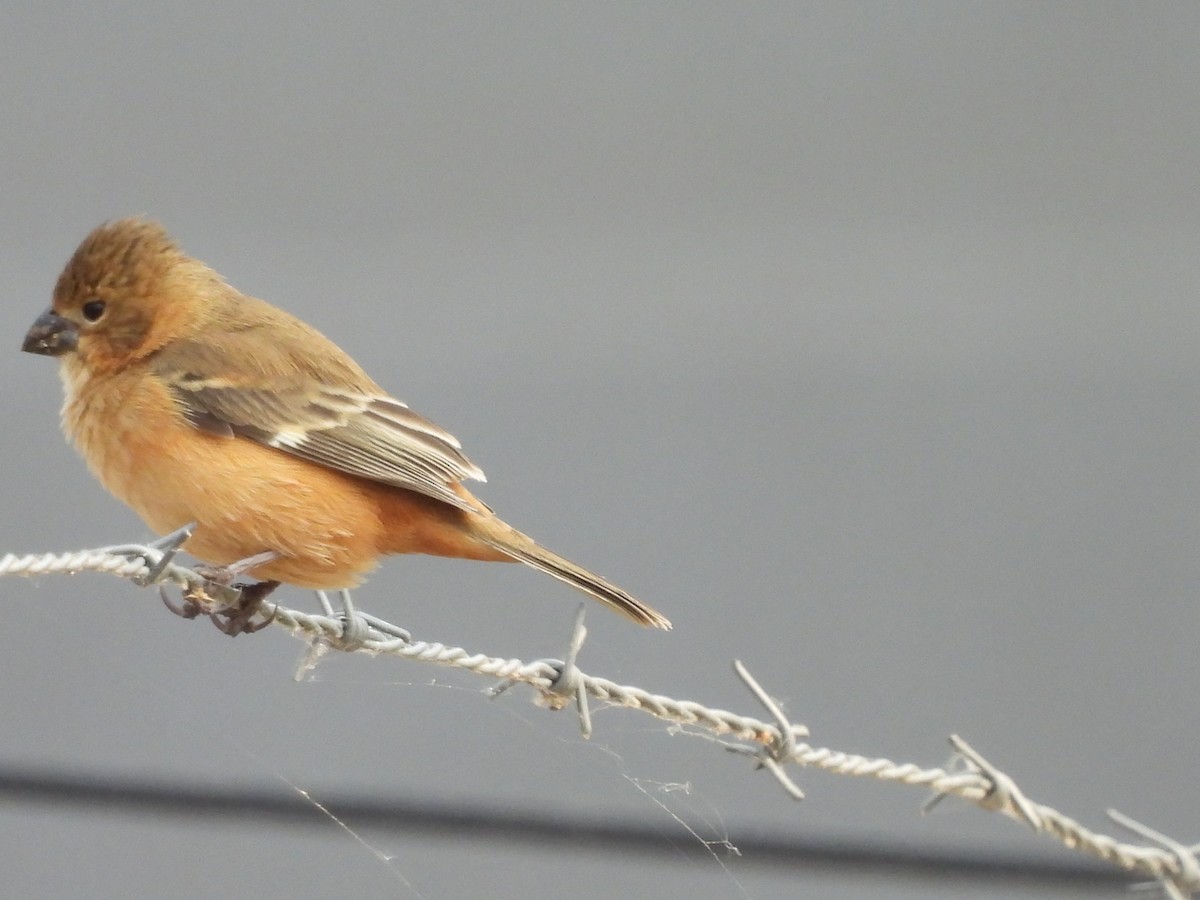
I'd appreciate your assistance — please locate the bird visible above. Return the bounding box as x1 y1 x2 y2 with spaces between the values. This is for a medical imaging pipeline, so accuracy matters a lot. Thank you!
21 218 670 631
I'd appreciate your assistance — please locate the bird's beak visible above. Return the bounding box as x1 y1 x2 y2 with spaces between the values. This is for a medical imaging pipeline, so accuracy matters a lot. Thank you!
22 310 78 357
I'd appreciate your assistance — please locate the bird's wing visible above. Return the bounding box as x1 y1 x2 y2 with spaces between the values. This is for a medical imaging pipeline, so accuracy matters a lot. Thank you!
153 323 486 512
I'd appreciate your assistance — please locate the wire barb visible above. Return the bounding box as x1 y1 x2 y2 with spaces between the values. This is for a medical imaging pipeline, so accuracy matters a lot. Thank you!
946 735 1043 829
332 589 369 650
729 660 807 800
542 604 592 739
0 540 1192 895
126 522 195 586
1108 809 1200 900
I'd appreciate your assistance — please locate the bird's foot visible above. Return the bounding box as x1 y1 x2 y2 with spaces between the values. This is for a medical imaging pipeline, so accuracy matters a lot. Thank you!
161 578 281 636
208 579 281 636
161 551 283 637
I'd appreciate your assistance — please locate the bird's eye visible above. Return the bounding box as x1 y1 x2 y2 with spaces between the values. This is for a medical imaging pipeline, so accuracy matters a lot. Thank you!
81 299 106 322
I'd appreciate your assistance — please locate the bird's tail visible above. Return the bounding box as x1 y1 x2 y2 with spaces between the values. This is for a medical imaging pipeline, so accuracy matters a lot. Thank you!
470 518 671 630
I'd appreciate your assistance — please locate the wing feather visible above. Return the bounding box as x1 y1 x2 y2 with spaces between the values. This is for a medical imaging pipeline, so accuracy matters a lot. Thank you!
156 328 485 512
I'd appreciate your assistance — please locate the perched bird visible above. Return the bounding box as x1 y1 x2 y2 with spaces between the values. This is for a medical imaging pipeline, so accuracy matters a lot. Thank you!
22 218 670 630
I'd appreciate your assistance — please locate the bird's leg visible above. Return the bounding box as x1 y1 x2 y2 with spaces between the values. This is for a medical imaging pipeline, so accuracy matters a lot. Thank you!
192 549 281 586
185 550 283 637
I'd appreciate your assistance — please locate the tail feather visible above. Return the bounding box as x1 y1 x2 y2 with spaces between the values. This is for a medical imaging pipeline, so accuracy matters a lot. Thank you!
474 522 671 630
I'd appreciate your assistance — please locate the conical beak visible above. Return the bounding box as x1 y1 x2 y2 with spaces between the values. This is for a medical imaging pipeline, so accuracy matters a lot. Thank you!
22 310 78 356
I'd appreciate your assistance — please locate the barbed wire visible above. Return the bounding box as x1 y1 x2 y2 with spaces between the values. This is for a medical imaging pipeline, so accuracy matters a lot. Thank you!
2 540 1195 898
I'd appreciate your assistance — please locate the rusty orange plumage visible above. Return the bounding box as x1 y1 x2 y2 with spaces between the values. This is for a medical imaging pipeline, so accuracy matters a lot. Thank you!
22 218 670 629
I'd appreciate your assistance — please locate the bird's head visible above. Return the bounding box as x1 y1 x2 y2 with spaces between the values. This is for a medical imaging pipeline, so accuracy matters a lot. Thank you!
23 218 205 373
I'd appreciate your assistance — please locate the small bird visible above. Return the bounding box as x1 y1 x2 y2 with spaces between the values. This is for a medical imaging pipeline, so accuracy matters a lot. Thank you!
22 218 670 630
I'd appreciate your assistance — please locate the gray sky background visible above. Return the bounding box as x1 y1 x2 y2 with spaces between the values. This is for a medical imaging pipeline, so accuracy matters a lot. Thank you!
1 3 1197 898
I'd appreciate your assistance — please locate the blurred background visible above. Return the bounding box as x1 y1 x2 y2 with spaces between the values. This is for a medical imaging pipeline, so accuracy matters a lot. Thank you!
1 3 1197 897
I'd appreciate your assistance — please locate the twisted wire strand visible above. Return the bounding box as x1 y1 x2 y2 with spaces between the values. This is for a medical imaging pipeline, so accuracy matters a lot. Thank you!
2 543 1194 896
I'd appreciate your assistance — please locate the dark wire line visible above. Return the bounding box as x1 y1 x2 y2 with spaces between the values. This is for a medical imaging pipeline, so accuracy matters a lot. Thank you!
0 767 1128 889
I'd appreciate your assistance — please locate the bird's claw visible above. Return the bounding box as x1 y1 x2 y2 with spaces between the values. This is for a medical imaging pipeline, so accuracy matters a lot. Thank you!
159 584 204 619
208 580 280 636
